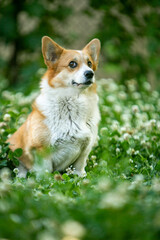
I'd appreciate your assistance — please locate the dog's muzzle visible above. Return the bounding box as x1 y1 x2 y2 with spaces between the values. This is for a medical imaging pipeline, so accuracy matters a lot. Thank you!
72 70 94 87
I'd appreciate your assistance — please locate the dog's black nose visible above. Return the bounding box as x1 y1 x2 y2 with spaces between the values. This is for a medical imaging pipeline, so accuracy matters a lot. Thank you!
84 70 94 80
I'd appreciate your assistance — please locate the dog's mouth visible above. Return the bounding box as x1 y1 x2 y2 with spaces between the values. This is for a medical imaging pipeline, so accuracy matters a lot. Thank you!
72 80 93 87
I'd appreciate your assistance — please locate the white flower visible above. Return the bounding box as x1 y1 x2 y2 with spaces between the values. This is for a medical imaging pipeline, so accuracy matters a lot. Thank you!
21 107 29 113
141 112 148 121
18 91 38 106
3 113 11 122
122 133 131 141
133 174 144 185
111 121 119 131
37 68 46 75
116 148 120 154
82 179 90 185
61 236 79 240
134 150 140 155
18 117 26 125
93 162 98 167
0 181 11 196
38 231 57 240
143 104 155 112
152 91 159 99
0 168 11 181
132 105 139 113
107 81 118 92
150 165 154 171
7 134 12 138
121 113 131 122
66 166 75 175
157 121 160 130
100 127 108 136
102 105 110 113
127 148 135 155
34 190 42 197
141 139 146 145
113 105 122 113
132 92 141 100
100 191 128 209
128 174 144 190
120 126 127 133
0 122 7 127
13 168 19 175
143 82 151 91
96 178 111 191
91 155 97 161
121 173 127 179
61 220 86 238
2 90 14 101
118 91 127 100
0 128 5 134
133 135 140 140
100 182 130 209
152 178 160 192
1 153 7 158
10 214 21 223
127 79 137 92
150 119 156 127
26 178 36 187
129 159 133 163
106 95 116 103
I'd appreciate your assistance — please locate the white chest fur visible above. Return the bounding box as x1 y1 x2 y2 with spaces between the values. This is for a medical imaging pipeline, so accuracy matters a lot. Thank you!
36 85 100 172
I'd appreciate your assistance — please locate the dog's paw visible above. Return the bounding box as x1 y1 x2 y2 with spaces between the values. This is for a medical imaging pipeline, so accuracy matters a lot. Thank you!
73 170 87 177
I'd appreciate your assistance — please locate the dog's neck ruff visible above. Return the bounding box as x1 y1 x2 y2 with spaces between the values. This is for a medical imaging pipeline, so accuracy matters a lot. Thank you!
36 78 99 146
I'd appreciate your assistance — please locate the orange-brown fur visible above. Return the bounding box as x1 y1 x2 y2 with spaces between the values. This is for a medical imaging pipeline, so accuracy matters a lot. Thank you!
7 104 49 169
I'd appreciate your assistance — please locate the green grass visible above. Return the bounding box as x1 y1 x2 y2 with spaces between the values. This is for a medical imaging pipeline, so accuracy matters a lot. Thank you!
0 76 160 240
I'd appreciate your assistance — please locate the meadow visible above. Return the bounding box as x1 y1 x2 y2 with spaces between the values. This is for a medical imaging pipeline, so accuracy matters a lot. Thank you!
0 75 160 240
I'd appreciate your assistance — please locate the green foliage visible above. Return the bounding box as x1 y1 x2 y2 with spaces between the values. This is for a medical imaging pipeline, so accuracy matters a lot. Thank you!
89 0 160 87
0 0 73 89
0 77 160 239
1 1 160 90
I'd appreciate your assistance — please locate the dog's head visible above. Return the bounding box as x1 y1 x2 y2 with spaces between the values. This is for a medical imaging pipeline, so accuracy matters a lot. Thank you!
42 36 101 90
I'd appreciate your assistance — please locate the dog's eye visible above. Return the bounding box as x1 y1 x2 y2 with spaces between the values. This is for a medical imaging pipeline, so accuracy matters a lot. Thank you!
88 61 92 68
69 61 77 68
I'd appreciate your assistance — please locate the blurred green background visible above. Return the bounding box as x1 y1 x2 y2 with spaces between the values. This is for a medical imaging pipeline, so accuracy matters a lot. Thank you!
0 0 160 93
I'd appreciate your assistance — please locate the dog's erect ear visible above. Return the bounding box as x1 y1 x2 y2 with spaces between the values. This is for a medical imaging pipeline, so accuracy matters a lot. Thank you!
42 36 64 67
83 39 101 69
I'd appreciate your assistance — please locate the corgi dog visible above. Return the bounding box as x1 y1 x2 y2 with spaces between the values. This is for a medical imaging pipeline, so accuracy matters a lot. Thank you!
7 36 101 177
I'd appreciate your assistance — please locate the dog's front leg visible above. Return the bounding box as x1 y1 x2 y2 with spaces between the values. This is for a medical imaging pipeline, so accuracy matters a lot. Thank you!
72 144 93 177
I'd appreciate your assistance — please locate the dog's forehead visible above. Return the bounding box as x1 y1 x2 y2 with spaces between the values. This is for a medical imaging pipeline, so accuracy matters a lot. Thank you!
76 50 89 60
62 49 89 62
77 50 91 62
